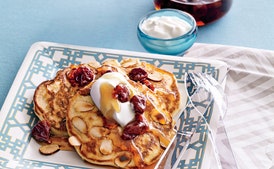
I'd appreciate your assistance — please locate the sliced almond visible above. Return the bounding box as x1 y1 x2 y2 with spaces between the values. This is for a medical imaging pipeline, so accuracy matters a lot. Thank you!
150 109 166 125
47 81 61 93
150 128 171 148
103 59 120 67
88 60 101 69
147 72 163 82
134 133 162 165
72 116 87 133
74 101 94 112
114 152 132 168
89 126 109 138
120 58 139 68
97 65 118 75
99 139 113 155
68 136 81 146
39 144 60 155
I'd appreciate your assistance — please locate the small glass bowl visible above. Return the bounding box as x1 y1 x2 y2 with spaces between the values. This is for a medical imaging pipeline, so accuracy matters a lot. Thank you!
137 9 198 55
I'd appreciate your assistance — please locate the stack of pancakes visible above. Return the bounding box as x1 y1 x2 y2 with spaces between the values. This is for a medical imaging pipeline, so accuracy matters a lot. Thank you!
33 58 182 168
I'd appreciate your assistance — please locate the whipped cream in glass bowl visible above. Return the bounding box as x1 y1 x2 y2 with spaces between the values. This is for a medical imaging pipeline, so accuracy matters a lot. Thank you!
137 9 197 56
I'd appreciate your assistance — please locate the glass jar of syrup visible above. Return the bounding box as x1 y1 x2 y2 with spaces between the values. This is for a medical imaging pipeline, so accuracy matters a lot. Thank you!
154 0 233 26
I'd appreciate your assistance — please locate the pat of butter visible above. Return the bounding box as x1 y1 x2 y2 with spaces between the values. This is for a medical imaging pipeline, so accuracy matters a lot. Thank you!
90 72 135 127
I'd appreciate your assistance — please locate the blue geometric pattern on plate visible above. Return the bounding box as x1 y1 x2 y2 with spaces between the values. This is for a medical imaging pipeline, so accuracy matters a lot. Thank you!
0 44 219 168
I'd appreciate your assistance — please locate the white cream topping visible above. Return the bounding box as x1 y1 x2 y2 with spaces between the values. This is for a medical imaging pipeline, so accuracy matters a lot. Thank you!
90 72 135 127
140 16 192 39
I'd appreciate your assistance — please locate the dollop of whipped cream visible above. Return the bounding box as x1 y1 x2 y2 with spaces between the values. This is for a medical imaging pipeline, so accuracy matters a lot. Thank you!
90 72 135 127
140 16 192 39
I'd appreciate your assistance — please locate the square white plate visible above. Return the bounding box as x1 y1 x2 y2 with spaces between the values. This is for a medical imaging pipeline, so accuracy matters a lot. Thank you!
0 42 228 168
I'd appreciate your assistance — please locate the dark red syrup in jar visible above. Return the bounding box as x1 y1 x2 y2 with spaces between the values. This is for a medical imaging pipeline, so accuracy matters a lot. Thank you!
154 0 233 26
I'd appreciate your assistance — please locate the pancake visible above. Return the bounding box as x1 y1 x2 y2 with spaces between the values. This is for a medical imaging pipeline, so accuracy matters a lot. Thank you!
32 58 182 168
33 63 99 137
66 85 176 168
65 58 181 168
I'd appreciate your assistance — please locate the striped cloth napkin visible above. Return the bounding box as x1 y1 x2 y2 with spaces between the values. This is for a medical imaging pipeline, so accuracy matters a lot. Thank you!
185 43 274 169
